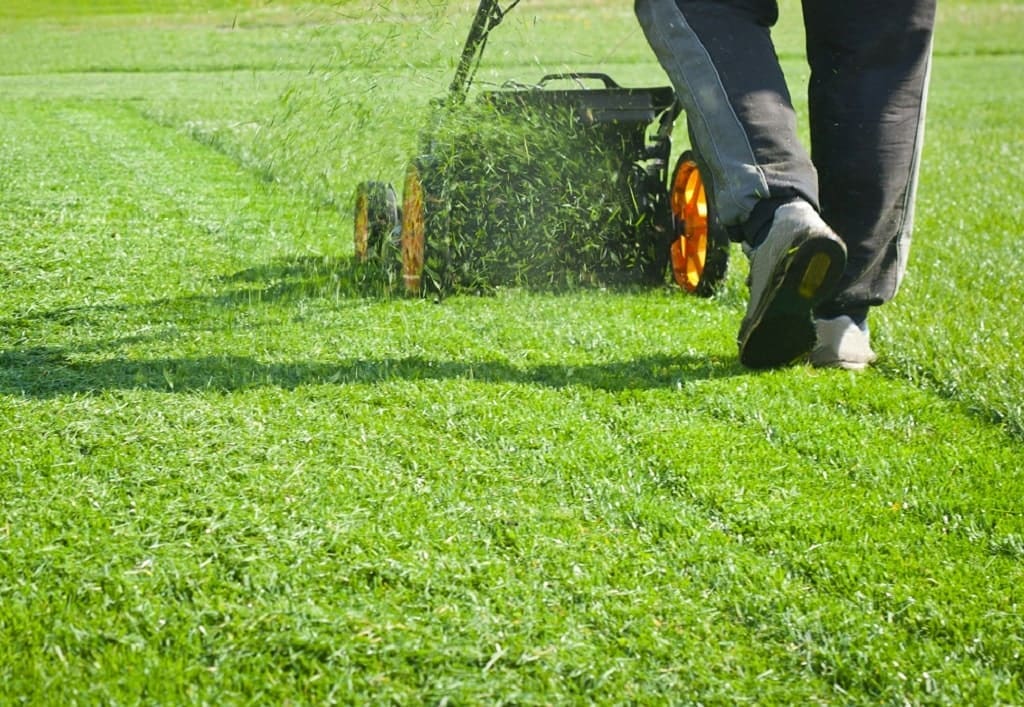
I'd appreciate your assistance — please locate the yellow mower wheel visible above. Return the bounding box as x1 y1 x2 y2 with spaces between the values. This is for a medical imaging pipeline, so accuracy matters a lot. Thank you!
400 158 448 296
669 151 729 297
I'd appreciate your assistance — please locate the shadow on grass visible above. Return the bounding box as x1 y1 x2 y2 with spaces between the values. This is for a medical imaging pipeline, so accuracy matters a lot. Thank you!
0 253 748 397
0 254 679 333
0 348 742 398
219 254 679 302
0 257 395 333
216 255 406 302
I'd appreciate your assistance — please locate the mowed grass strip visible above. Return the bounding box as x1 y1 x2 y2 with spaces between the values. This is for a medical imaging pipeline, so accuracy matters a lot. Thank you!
2 0 1023 703
3 351 1023 701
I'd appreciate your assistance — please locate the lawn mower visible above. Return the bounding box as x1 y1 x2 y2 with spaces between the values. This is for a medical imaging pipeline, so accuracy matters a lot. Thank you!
352 0 730 296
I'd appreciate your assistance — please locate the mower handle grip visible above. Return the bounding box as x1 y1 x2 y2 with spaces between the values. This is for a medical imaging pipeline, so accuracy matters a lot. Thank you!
537 72 621 89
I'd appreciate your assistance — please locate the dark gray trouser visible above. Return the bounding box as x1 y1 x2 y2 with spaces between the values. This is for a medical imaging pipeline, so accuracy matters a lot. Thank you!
635 0 936 317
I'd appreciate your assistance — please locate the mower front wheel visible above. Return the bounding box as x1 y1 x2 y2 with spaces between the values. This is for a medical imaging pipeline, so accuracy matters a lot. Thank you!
400 157 448 296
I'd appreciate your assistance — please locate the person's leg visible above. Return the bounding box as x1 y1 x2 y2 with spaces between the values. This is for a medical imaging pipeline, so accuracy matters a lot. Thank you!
803 0 937 323
635 0 847 368
634 0 818 242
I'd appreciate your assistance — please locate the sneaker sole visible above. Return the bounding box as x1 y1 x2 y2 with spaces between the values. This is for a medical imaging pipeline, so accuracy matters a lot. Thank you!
739 236 846 369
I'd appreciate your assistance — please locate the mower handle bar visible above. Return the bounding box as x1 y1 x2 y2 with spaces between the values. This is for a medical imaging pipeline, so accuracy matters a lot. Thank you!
537 73 622 89
449 0 522 105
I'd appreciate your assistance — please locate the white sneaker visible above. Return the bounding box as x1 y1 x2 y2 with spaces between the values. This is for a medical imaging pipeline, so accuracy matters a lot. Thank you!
810 316 878 370
737 201 847 368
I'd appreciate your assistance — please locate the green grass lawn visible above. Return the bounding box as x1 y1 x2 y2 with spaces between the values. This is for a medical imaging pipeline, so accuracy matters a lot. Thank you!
2 0 1023 703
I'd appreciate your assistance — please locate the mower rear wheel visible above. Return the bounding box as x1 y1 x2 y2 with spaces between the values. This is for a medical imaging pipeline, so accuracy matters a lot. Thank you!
669 151 730 297
353 181 400 262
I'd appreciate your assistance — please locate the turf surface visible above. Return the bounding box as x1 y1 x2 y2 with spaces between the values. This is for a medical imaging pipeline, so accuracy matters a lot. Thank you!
1 0 1022 702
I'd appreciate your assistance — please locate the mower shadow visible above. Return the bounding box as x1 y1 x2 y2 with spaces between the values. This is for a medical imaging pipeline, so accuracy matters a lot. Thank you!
217 255 402 302
0 255 684 332
218 253 679 302
0 252 746 398
0 348 742 399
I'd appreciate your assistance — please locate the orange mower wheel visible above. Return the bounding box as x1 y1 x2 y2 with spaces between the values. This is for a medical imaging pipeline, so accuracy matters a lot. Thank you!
400 158 448 296
669 151 729 297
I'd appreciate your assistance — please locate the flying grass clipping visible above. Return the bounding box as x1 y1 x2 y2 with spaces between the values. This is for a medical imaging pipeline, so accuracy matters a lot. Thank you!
351 0 729 297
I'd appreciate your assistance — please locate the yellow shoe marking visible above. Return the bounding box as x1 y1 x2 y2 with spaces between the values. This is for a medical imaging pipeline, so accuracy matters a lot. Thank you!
799 253 832 299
